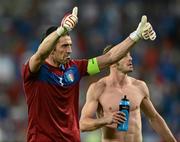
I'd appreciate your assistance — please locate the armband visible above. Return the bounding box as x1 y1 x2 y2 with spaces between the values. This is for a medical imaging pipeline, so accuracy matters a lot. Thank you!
87 58 100 75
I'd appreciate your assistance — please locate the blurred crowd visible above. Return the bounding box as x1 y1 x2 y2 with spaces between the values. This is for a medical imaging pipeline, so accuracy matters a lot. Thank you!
0 0 179 141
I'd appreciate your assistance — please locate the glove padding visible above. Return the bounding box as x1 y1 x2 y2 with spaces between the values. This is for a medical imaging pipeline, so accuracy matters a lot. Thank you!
142 22 156 40
130 15 156 42
56 7 78 36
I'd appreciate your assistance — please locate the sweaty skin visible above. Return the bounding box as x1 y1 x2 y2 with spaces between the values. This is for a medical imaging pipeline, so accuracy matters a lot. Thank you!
80 53 176 142
97 77 144 142
87 76 145 142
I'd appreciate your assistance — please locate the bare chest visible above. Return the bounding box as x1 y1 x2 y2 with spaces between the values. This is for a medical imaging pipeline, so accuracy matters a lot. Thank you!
99 85 144 113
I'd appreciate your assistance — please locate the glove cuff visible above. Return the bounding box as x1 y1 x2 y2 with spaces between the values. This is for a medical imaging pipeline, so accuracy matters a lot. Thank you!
129 31 141 42
56 26 66 36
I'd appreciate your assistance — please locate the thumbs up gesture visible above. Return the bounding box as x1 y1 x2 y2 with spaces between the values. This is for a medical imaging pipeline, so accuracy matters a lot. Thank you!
61 7 78 32
130 15 156 42
142 22 156 40
56 7 78 36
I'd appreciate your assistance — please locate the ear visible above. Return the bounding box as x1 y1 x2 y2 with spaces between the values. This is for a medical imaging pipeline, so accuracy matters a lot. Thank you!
50 48 56 56
111 63 117 68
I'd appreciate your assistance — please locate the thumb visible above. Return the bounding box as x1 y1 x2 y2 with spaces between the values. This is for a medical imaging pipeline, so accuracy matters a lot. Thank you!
140 15 147 26
72 7 78 17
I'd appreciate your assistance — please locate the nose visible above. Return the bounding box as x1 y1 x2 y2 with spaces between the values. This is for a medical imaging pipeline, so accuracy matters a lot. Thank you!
66 46 72 54
128 55 132 61
129 56 132 61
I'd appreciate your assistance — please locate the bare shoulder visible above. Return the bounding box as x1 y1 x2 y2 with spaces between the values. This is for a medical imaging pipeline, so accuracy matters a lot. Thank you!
87 77 107 99
129 76 149 97
90 77 107 93
130 77 147 87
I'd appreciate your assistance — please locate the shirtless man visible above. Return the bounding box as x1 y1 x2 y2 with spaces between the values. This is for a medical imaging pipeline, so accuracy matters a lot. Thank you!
80 46 177 142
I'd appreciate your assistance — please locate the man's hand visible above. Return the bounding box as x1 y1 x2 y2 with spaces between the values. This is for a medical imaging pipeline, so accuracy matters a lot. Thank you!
56 7 78 36
130 15 156 42
61 7 78 31
142 22 156 40
105 111 126 125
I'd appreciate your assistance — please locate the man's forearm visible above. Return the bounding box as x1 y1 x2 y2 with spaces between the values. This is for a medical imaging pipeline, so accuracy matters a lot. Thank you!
98 37 135 69
37 31 60 60
80 117 108 132
150 114 177 142
108 37 135 63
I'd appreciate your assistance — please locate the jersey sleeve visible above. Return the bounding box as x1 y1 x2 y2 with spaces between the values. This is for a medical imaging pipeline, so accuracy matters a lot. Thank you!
22 60 38 82
73 59 89 77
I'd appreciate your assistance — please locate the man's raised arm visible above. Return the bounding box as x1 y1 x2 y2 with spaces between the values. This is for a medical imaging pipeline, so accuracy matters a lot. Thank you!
94 16 156 71
29 7 78 73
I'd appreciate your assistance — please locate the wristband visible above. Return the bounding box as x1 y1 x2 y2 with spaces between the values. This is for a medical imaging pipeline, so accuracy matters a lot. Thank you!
129 31 140 42
56 26 65 36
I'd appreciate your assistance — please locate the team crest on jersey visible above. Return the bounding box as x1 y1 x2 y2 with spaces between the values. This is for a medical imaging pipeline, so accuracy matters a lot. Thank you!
67 73 74 82
38 64 80 87
49 65 80 87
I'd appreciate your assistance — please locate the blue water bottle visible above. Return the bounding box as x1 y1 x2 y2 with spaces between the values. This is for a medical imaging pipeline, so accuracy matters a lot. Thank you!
117 95 130 131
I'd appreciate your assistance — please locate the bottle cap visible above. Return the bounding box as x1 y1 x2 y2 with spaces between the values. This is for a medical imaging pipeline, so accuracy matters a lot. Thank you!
122 95 129 101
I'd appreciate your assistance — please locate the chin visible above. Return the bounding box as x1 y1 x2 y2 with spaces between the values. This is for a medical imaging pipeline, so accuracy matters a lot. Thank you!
127 69 133 73
130 68 134 71
66 60 70 64
61 59 69 64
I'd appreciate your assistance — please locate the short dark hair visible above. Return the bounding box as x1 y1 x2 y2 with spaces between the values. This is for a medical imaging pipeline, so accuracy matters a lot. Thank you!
41 26 69 42
103 44 115 55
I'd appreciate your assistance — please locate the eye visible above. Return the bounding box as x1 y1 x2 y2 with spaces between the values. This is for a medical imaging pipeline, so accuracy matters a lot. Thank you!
62 44 72 48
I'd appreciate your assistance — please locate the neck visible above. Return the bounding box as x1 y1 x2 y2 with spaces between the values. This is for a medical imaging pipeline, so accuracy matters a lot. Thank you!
108 67 129 87
45 57 60 67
